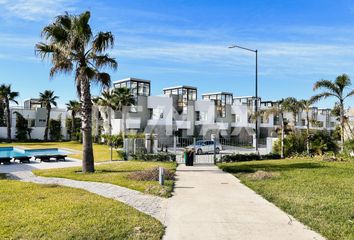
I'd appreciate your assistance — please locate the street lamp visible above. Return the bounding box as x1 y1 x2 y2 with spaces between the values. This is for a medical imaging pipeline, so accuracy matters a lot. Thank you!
228 44 259 152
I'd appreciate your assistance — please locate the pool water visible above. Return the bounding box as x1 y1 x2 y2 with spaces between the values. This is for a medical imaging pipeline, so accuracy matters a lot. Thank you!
0 147 70 158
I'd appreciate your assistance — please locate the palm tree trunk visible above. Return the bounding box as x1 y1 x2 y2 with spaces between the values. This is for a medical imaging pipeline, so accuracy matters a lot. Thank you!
6 99 11 140
71 111 75 140
122 108 126 139
306 110 310 155
80 77 94 173
281 113 285 159
340 101 344 152
44 107 50 141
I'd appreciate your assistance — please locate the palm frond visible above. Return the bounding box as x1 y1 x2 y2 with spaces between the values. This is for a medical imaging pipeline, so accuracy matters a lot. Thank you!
92 32 114 53
313 79 339 96
344 89 354 99
312 92 336 102
91 54 117 70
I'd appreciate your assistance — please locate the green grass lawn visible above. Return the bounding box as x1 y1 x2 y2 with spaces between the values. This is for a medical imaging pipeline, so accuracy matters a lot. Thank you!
0 174 164 240
0 141 120 162
34 161 177 197
218 158 354 240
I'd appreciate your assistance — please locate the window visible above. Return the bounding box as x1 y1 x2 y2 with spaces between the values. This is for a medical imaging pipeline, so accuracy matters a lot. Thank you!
195 111 200 121
330 122 335 127
301 119 306 126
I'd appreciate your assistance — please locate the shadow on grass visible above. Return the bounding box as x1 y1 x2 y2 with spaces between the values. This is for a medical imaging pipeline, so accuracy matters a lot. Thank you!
74 169 136 174
220 162 325 174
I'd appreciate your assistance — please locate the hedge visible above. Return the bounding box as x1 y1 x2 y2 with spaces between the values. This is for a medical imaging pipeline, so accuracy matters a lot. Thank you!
220 153 281 162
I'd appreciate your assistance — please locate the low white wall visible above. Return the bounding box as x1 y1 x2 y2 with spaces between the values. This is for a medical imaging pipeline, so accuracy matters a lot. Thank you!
0 126 69 140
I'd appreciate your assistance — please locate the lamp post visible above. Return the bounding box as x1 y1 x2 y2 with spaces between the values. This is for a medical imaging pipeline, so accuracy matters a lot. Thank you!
228 44 259 152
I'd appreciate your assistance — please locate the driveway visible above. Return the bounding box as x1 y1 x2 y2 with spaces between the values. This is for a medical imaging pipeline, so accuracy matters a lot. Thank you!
164 164 325 240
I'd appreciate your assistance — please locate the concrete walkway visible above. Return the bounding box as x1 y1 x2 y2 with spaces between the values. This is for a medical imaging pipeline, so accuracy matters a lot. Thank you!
164 164 325 240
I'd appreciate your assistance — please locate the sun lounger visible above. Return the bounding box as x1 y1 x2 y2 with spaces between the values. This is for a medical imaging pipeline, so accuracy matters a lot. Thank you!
0 157 12 164
13 156 31 163
54 155 67 161
34 155 52 162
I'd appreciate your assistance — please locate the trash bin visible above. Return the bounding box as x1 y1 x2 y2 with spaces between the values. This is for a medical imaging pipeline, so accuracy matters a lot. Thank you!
186 149 194 166
184 151 188 164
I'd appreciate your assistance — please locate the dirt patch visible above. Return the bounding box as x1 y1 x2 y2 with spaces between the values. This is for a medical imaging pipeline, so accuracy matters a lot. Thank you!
247 170 279 180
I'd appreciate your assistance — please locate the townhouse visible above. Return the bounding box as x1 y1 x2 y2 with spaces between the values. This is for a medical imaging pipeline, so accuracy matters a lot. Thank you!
106 77 339 142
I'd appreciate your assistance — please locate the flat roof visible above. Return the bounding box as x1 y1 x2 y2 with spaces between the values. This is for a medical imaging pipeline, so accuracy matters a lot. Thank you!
202 92 233 96
113 77 151 84
163 85 197 91
233 96 260 99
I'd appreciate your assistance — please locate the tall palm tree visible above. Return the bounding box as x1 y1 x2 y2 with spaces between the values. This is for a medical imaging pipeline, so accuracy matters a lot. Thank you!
93 89 116 137
66 100 81 140
312 74 354 151
0 84 19 140
35 11 117 173
298 97 318 155
112 87 135 139
39 90 58 141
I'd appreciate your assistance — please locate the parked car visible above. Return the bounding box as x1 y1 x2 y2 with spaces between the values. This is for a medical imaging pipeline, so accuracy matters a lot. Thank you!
186 140 222 155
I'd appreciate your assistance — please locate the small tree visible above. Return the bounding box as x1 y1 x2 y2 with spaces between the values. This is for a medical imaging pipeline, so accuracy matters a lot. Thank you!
49 119 62 141
298 97 319 155
0 84 19 140
13 112 31 141
39 90 58 141
66 100 81 140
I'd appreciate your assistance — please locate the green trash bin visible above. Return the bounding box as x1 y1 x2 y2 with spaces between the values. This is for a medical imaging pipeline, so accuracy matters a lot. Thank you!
184 151 188 164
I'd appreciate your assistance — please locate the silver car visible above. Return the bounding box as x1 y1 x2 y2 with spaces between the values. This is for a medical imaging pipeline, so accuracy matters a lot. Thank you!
187 140 222 155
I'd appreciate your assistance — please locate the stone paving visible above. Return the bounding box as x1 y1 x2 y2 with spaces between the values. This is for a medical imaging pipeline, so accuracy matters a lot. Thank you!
4 162 168 222
8 171 167 222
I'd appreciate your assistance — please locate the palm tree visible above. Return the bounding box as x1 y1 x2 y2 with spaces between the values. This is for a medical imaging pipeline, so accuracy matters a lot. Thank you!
93 89 116 137
112 87 135 139
35 11 117 173
0 84 19 140
283 97 301 127
66 100 81 140
298 97 318 155
312 74 354 151
39 90 58 141
263 97 298 158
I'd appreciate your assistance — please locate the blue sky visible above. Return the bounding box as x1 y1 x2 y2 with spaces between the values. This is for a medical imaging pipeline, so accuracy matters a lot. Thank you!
0 0 354 109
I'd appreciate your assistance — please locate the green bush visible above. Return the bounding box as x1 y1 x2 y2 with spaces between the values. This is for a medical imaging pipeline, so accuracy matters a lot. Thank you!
273 131 307 157
49 119 62 141
220 153 281 163
131 152 176 162
14 112 31 141
310 130 338 155
101 134 124 148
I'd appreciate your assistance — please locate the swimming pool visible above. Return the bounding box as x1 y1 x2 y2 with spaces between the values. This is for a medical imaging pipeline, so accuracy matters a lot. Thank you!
0 147 70 158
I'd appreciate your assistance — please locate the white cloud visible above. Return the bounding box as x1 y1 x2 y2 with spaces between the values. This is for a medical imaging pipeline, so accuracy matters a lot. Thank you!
0 0 75 21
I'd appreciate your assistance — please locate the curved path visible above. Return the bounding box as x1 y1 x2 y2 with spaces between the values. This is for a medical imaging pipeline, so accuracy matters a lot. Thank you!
8 171 167 222
163 164 325 240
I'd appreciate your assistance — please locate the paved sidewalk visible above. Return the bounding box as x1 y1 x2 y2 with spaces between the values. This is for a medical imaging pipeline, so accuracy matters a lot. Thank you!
164 164 325 240
8 171 167 222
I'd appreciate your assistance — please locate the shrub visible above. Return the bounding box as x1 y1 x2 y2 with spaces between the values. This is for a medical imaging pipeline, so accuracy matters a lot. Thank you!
127 167 175 181
116 150 127 160
49 119 62 141
131 152 176 162
310 130 338 155
14 112 31 141
220 153 281 163
273 131 307 157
